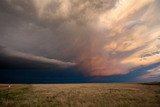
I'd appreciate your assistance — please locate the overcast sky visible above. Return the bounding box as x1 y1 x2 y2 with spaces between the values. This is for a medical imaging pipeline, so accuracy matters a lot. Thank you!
0 0 160 83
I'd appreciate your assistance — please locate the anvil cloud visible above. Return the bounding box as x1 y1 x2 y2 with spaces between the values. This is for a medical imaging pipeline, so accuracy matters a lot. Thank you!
0 0 160 82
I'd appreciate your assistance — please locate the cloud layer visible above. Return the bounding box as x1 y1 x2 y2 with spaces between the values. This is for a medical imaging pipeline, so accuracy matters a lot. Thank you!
0 46 76 69
0 0 159 79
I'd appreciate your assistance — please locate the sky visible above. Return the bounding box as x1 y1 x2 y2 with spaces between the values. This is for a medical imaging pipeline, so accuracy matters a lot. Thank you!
0 0 160 83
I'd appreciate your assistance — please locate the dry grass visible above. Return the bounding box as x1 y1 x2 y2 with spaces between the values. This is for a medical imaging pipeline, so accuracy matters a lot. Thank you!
0 83 160 107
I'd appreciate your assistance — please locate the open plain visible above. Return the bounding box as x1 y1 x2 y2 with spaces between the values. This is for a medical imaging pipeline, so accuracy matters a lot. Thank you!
0 83 160 107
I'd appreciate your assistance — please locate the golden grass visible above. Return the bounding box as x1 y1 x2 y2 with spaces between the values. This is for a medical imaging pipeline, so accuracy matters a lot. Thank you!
0 83 160 107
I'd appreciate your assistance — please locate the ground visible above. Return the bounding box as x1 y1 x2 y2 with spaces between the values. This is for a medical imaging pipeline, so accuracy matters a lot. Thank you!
0 83 160 107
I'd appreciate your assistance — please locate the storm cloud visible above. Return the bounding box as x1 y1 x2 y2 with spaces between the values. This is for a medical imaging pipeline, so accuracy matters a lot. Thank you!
0 0 160 81
0 46 76 69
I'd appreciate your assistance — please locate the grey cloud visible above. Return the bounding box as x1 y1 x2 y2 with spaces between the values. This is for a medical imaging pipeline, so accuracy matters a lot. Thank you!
0 0 159 76
0 0 117 61
0 46 76 69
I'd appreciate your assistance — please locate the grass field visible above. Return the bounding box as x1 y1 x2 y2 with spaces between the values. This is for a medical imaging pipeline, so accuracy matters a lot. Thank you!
0 83 160 107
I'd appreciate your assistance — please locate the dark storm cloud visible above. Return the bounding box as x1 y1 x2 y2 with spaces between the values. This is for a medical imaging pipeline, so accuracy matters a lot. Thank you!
0 0 159 81
0 0 117 60
0 46 76 69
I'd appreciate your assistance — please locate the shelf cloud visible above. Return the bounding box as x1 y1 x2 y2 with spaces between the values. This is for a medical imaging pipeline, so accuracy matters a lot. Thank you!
0 46 76 69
